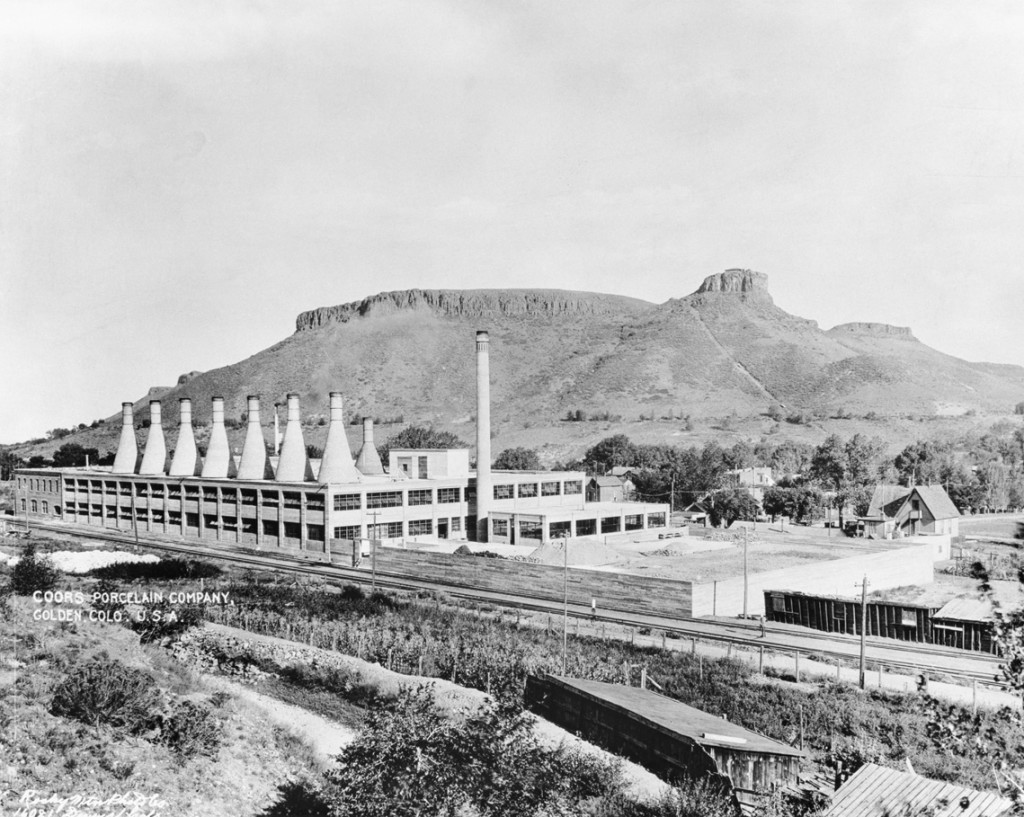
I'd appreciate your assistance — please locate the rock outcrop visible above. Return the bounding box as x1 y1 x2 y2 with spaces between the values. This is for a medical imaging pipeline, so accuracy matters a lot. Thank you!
693 269 770 296
829 322 915 339
295 289 649 331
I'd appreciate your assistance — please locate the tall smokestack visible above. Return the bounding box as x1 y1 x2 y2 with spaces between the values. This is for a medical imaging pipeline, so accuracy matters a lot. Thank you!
355 418 384 476
138 401 168 475
273 403 282 456
169 398 202 476
318 392 362 483
201 397 237 478
276 393 314 481
111 402 141 474
236 396 273 480
475 330 492 542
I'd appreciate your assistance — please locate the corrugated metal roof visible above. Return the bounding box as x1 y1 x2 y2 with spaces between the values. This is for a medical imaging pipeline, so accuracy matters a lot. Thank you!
826 764 1012 817
545 676 803 757
934 597 994 623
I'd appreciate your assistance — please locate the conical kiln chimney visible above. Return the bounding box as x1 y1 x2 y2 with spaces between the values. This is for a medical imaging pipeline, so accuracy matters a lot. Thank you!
317 392 362 483
355 418 384 476
169 398 202 476
275 393 314 481
138 401 168 475
111 402 141 474
236 396 273 480
201 397 236 478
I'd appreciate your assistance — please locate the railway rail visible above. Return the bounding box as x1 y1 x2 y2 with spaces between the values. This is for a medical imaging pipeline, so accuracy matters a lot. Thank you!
11 519 1010 688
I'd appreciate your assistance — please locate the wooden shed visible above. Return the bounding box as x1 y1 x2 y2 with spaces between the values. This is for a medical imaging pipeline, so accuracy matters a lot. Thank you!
525 674 803 812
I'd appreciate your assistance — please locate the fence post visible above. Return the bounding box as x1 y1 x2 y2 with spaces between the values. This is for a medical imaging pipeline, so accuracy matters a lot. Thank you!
837 661 841 682
418 654 424 676
662 633 666 650
727 643 733 659
973 680 978 715
631 627 635 645
691 638 697 655
794 651 800 682
878 666 883 688
758 646 764 673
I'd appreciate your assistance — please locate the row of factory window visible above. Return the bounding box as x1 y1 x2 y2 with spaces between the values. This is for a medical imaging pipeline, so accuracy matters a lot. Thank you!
491 513 666 539
17 477 58 494
22 499 59 515
64 480 328 512
493 481 583 500
332 516 463 541
333 487 464 511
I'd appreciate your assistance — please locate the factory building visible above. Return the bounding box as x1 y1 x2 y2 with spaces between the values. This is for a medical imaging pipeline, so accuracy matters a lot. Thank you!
13 331 670 554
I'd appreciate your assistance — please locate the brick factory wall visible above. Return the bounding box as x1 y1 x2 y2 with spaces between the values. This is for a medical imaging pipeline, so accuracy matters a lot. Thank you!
364 548 694 618
690 544 936 618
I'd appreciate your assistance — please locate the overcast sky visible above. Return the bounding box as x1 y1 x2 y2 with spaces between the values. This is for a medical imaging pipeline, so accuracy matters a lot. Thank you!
3 1 1024 443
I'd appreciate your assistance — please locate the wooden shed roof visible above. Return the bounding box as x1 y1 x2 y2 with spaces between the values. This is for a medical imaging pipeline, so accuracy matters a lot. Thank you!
825 763 1011 817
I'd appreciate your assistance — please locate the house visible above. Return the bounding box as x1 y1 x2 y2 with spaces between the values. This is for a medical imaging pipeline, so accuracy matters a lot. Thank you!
726 467 774 504
826 763 1011 817
587 475 627 502
860 484 960 539
526 674 803 813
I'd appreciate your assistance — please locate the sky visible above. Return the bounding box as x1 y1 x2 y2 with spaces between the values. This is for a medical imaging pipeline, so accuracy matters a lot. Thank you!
3 1 1024 443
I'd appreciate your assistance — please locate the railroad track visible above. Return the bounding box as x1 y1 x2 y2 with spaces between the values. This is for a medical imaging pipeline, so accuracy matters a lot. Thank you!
14 520 1009 687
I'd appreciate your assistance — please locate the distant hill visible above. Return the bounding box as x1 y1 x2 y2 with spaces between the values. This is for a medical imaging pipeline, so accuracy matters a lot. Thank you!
14 270 1024 461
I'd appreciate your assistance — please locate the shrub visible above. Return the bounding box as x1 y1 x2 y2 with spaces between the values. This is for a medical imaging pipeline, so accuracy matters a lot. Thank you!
89 557 222 582
159 699 221 758
10 542 60 595
340 584 365 601
130 602 204 644
50 656 163 734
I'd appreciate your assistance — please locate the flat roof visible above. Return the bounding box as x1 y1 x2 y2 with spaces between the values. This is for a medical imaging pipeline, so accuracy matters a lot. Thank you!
543 675 802 758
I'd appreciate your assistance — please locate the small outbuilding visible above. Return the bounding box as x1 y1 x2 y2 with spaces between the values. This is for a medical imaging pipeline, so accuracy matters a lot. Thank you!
826 763 1011 817
860 485 960 539
526 674 803 812
587 476 627 502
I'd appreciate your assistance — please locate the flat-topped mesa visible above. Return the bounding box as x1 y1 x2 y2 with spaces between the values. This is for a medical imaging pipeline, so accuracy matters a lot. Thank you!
295 289 649 331
693 269 771 297
829 322 916 339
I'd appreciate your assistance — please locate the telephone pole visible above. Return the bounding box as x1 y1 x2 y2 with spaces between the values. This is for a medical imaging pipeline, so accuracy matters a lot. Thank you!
742 526 749 618
857 575 870 689
370 510 379 592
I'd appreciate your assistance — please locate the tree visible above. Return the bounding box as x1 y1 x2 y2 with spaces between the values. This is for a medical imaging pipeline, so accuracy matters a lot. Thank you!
493 447 541 470
378 426 468 466
52 442 101 468
762 485 826 524
583 435 637 473
894 440 945 486
704 488 759 528
0 449 22 481
10 542 60 595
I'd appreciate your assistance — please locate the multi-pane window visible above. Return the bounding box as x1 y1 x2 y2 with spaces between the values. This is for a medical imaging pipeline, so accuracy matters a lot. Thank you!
493 519 509 537
550 521 571 539
408 519 433 536
41 501 49 514
438 487 460 503
367 491 402 509
283 521 302 539
563 480 583 495
306 524 325 541
451 517 461 532
408 489 432 506
541 482 561 496
624 514 642 531
369 522 403 539
418 456 428 479
519 519 542 539
333 493 361 511
901 610 918 627
517 483 538 498
494 484 514 500
30 500 38 513
333 525 361 541
646 513 666 528
283 492 302 509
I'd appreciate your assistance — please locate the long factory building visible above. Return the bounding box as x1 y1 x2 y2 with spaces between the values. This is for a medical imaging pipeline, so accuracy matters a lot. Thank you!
13 331 670 555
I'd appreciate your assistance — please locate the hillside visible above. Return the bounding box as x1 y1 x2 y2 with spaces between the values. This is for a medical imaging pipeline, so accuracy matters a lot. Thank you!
13 270 1024 462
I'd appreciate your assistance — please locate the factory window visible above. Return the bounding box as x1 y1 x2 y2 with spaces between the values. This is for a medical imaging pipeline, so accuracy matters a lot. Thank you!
31 500 38 513
575 518 596 537
408 519 433 536
241 518 257 535
241 489 257 506
333 525 361 541
152 510 164 524
519 519 543 539
541 482 561 496
185 486 200 499
901 610 918 627
119 483 132 496
41 501 49 515
419 456 428 479
261 490 279 506
408 489 432 506
306 524 324 541
91 480 102 490
333 493 361 511
186 512 200 528
397 457 413 477
624 514 643 531
465 486 477 502
564 480 583 495
106 506 117 519
306 493 325 511
262 519 279 537
771 594 786 613
283 521 302 540
220 490 236 507
438 487 460 504
20 499 25 512
451 517 461 533
518 483 538 498
119 507 133 521
222 516 238 532
367 491 402 509
601 516 621 534
135 483 148 497
168 485 182 500
549 521 571 539
494 484 514 500
646 513 666 528
91 504 102 516
369 522 403 540
204 515 219 530
492 519 509 537
283 492 302 509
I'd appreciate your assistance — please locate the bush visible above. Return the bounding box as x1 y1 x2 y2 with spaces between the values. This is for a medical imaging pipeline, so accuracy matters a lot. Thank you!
50 656 164 734
10 542 60 595
159 699 221 758
89 557 222 582
130 602 204 644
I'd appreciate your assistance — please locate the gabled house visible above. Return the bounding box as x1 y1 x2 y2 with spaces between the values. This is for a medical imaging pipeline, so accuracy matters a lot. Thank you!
860 484 960 539
726 467 774 504
587 475 627 503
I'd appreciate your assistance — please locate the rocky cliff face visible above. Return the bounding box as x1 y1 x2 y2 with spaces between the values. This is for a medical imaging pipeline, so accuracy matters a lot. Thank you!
295 288 650 331
829 322 916 339
693 269 771 296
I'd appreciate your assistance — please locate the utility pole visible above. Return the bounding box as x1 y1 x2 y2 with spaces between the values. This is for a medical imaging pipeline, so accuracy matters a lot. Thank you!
742 525 749 618
370 510 379 592
562 533 569 675
857 575 869 689
670 475 675 514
